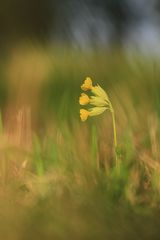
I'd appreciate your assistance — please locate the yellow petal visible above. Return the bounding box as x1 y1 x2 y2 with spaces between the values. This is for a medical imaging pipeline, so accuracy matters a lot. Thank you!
79 93 90 105
81 77 93 91
80 109 90 121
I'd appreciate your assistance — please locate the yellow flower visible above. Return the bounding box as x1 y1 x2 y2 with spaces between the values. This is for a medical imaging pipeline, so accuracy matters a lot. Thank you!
80 107 107 121
80 109 90 121
81 77 93 91
79 93 90 105
79 77 111 121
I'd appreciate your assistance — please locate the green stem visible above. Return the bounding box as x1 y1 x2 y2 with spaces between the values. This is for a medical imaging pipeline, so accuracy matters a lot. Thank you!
110 103 118 166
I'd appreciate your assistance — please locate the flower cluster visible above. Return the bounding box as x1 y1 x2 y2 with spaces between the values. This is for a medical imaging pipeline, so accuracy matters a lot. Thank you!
79 77 112 121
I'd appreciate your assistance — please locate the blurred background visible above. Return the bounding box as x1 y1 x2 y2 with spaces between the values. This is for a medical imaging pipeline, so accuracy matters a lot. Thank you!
0 0 160 130
1 2 160 239
0 1 160 176
1 0 160 54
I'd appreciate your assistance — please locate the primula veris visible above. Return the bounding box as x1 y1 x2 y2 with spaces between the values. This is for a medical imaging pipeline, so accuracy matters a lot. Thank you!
81 77 93 91
80 109 90 121
79 77 110 121
79 77 118 166
79 93 90 105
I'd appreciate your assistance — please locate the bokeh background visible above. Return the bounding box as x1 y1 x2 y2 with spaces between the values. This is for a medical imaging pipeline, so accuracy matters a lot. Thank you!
1 0 160 53
1 1 160 240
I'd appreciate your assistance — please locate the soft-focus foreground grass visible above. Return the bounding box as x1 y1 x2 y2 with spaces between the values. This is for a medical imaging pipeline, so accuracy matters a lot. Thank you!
0 45 160 239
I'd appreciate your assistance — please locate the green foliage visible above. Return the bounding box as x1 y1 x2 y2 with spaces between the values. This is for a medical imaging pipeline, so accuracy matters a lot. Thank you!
0 49 160 239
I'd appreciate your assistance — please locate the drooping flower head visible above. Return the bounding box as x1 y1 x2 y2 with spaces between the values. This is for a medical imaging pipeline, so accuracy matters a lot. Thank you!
79 77 111 121
79 77 118 167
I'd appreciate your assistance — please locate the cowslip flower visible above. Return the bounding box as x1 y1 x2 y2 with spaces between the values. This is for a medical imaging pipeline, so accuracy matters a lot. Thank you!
79 93 90 105
79 77 110 121
81 77 109 101
80 107 108 122
81 77 93 91
80 109 90 121
79 93 108 107
79 77 118 167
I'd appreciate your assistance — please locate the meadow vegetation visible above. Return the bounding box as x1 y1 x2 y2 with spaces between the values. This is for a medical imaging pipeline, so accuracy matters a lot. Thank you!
0 45 160 239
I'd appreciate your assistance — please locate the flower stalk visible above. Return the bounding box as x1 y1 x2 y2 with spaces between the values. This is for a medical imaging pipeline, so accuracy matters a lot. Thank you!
109 103 118 165
79 77 118 167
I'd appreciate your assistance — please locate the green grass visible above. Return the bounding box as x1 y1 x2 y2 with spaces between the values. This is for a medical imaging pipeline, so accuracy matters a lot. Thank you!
0 46 160 239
